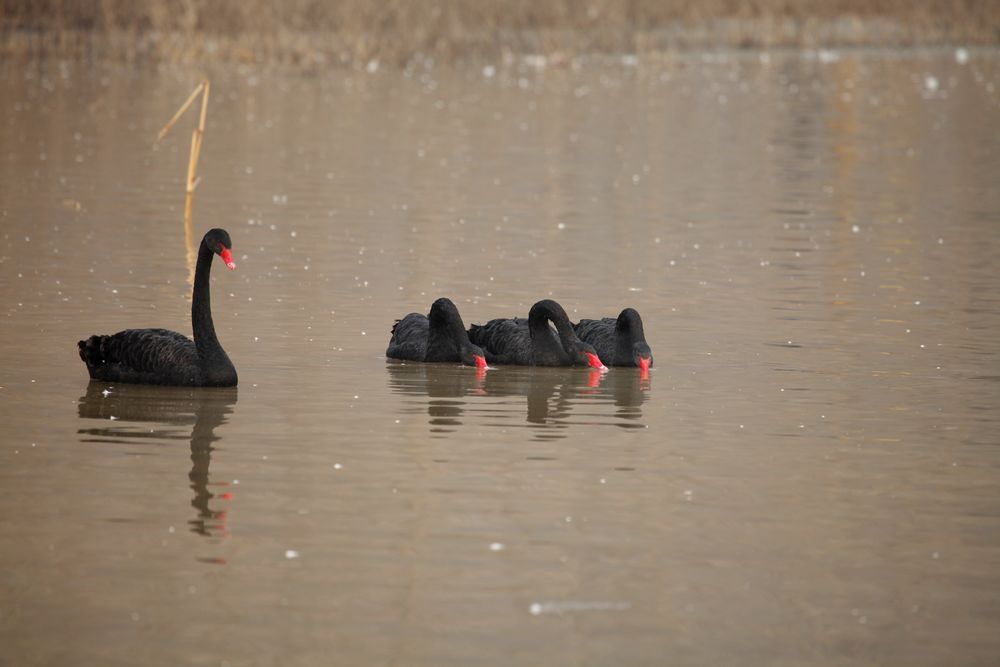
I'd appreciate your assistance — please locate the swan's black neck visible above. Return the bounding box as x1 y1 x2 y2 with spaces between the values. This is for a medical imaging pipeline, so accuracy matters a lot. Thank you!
192 242 223 358
426 298 470 360
615 308 646 348
528 300 579 360
615 308 646 358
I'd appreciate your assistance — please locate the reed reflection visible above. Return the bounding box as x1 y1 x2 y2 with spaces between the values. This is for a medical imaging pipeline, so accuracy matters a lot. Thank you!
77 383 238 539
386 363 649 439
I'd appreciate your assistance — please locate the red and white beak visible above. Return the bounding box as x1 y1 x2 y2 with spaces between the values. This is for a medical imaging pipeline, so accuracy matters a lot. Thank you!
586 353 607 371
220 244 236 270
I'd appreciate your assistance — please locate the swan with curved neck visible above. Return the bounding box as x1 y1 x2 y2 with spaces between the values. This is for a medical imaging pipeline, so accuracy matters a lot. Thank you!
386 297 487 368
575 307 653 373
77 228 238 387
468 299 606 368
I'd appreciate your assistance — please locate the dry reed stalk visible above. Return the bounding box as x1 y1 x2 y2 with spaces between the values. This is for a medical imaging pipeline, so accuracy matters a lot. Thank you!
156 81 204 143
156 79 210 284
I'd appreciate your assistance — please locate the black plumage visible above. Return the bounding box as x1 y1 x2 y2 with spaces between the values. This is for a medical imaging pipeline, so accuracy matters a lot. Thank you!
468 299 606 368
77 228 238 387
574 308 653 370
386 297 487 367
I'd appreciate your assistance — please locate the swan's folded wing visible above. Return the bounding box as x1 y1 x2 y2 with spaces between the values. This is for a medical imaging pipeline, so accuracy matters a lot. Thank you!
100 328 199 376
386 314 429 360
469 318 532 365
572 318 617 362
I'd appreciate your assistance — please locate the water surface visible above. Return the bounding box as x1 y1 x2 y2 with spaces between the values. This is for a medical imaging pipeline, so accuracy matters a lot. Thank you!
1 50 999 666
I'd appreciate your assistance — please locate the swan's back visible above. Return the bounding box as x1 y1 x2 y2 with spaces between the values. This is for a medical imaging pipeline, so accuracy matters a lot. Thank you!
469 318 529 364
386 313 429 361
573 318 618 362
79 328 207 386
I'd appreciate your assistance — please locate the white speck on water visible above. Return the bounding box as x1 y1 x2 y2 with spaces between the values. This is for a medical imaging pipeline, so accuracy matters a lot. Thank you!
366 59 379 73
333 463 343 470
564 516 572 523
818 49 840 64
599 478 607 484
285 550 299 559
109 416 117 421
924 75 939 92
851 224 860 233
932 551 940 559
955 47 969 64
168 526 175 533
914 300 921 305
489 542 505 551
529 600 630 616
557 223 566 230
101 389 111 397
483 65 496 78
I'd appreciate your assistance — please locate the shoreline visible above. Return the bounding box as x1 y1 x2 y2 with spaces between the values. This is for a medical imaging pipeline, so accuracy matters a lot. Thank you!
2 11 997 67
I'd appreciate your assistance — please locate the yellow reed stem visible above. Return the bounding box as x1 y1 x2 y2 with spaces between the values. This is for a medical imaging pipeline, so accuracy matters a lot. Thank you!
158 79 210 286
156 81 205 143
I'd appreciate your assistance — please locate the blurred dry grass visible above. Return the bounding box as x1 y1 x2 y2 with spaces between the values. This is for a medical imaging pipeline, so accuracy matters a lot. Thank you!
1 0 997 65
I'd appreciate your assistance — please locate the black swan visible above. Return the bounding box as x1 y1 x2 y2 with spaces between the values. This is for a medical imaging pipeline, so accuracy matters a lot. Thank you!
574 308 653 372
386 297 487 368
77 228 238 387
468 299 607 368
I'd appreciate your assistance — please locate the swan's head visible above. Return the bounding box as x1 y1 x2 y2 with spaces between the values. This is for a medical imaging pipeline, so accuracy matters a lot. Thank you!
460 343 489 370
204 228 236 270
569 341 607 371
633 342 653 373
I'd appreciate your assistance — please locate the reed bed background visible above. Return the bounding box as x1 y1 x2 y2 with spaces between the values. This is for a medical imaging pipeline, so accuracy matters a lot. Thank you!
1 0 997 66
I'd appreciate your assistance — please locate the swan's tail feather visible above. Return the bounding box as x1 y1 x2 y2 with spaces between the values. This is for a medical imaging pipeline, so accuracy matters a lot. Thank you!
78 335 108 367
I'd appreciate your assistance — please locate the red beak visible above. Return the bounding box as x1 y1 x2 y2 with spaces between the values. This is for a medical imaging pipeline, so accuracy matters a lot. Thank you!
475 355 488 369
220 244 236 270
586 353 607 370
639 357 651 373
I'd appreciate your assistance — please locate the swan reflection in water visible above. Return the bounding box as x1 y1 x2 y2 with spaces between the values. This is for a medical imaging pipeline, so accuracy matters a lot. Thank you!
77 383 238 539
386 362 649 439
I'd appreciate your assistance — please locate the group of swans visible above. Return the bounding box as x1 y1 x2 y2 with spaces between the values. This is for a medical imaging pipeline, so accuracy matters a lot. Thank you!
78 229 652 387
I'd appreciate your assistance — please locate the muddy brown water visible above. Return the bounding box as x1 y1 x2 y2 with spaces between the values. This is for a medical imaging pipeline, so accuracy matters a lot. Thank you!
1 50 999 666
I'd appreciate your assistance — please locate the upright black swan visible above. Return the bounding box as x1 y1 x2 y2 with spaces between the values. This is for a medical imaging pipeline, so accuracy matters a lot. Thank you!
468 299 607 368
574 308 653 372
78 228 238 387
386 297 488 368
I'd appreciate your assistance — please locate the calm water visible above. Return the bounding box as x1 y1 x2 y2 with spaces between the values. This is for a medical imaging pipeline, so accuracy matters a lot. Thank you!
1 49 999 666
